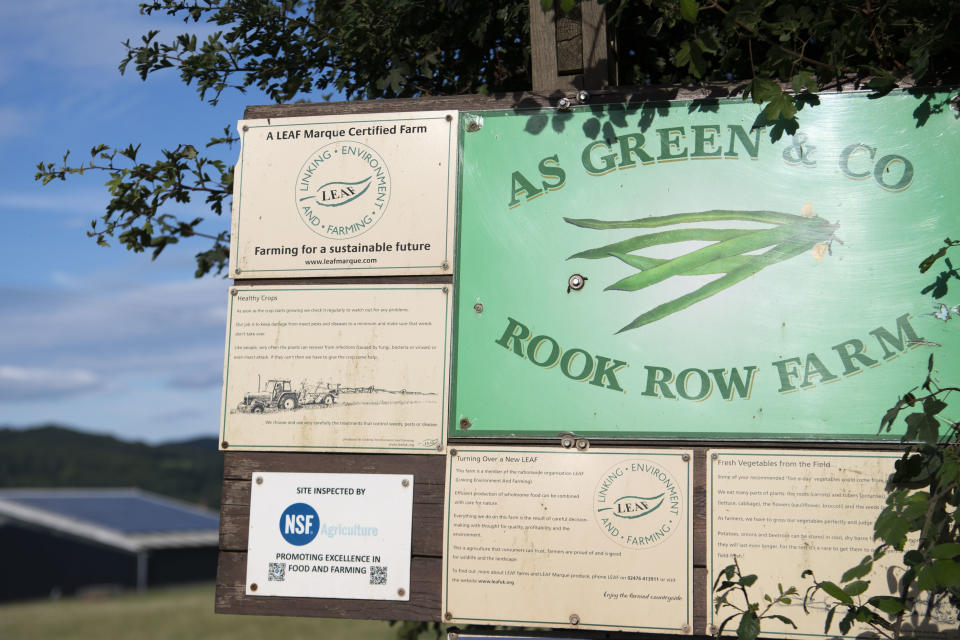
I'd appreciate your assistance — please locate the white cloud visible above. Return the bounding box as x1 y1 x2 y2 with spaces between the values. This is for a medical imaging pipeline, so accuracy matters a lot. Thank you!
0 1 217 77
0 365 101 400
0 189 107 215
0 275 229 400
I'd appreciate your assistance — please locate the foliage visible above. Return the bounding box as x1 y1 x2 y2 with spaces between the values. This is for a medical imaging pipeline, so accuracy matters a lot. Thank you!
712 557 798 640
801 359 960 638
35 0 960 276
715 244 960 639
0 425 223 508
35 132 235 278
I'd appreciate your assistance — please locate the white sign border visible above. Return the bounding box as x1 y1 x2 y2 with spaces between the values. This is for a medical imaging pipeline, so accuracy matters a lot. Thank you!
229 110 458 278
245 471 414 601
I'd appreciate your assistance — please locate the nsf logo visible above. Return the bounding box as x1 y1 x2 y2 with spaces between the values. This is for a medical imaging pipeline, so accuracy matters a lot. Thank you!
279 503 319 546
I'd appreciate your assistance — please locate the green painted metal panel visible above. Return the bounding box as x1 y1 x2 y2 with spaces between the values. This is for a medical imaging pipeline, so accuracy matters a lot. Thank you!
452 90 960 440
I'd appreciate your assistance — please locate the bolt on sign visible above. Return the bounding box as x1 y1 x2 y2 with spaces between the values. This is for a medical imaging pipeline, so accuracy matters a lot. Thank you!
452 90 960 440
706 450 958 638
229 111 457 278
219 284 451 453
443 447 693 633
246 472 413 600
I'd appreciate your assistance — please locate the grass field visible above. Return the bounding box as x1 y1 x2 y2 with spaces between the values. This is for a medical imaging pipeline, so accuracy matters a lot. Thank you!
0 583 408 640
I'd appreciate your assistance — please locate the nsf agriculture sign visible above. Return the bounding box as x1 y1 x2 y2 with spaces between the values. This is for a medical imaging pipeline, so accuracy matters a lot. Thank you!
246 472 414 600
452 90 960 440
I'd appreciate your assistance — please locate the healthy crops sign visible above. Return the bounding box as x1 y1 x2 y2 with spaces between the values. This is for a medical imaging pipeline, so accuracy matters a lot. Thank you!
452 91 959 440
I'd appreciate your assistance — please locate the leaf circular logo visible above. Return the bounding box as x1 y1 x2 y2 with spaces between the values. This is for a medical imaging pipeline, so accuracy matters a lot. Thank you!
294 141 391 239
279 502 319 546
593 459 683 549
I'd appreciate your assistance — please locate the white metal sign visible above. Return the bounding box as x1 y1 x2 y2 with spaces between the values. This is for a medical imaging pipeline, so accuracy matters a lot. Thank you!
707 449 958 638
230 111 457 278
246 472 414 600
443 447 694 633
219 284 451 453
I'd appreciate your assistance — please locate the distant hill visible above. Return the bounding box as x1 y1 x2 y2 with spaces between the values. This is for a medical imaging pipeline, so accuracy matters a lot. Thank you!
0 425 222 508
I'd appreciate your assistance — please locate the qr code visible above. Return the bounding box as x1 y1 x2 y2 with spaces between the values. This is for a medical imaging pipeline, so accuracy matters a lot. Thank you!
268 562 286 581
369 565 387 585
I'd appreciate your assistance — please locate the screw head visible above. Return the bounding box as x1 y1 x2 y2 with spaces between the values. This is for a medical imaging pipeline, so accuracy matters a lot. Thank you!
459 418 471 430
444 612 453 621
577 90 590 104
558 97 571 111
561 436 574 448
465 116 483 132
442 286 449 293
231 289 238 296
474 302 483 314
682 453 690 462
221 441 229 449
436 443 443 452
711 452 719 460
449 448 458 456
242 125 249 132
710 624 718 635
402 478 410 488
567 274 587 292
397 587 406 597
445 114 453 121
442 261 449 270
250 583 258 591
255 476 263 485
575 438 588 450
569 613 580 625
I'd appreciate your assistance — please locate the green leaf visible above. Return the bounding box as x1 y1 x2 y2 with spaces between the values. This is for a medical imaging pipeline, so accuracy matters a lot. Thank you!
930 543 960 559
819 581 854 605
917 565 936 592
932 559 960 587
840 556 873 582
823 606 837 633
791 71 816 93
879 405 901 432
867 596 905 614
558 0 575 12
679 0 698 23
923 396 948 416
737 609 760 640
768 614 796 628
750 78 781 103
838 608 856 635
740 574 758 587
920 246 948 273
843 580 870 597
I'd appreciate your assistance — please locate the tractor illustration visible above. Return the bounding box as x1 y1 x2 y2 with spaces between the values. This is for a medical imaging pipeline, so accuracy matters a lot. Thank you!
237 379 300 413
236 377 340 413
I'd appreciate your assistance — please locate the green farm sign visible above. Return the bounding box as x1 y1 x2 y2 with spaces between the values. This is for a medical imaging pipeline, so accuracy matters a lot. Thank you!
452 90 960 440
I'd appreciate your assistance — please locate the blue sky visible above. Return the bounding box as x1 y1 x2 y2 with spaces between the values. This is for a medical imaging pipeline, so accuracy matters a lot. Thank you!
0 1 284 443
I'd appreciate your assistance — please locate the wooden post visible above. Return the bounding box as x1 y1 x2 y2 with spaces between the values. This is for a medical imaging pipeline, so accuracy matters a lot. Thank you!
529 0 610 92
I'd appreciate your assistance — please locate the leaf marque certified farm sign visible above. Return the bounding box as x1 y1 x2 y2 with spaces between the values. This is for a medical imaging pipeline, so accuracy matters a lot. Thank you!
453 91 960 441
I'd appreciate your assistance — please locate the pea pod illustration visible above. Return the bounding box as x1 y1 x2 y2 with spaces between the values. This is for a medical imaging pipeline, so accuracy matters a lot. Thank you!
566 207 839 333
